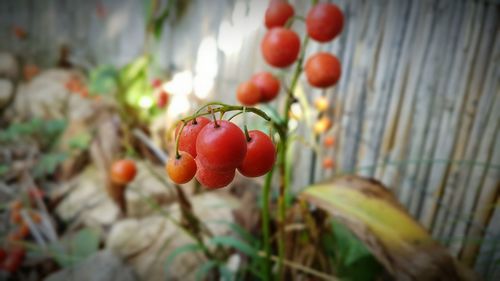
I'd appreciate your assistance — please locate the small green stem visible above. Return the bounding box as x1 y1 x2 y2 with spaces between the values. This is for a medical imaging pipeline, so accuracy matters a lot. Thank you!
261 165 274 281
181 104 271 124
174 121 187 159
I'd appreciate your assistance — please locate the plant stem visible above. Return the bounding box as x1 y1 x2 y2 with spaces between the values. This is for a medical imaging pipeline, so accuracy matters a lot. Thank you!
276 35 310 280
181 103 271 124
261 165 275 281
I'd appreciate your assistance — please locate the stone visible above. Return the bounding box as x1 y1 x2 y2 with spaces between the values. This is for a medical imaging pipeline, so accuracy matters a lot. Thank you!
106 192 240 281
44 250 137 281
54 162 179 230
12 69 93 122
0 53 18 79
0 78 13 107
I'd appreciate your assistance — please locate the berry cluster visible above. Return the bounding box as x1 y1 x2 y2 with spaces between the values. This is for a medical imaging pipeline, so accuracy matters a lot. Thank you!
167 116 276 189
237 0 344 106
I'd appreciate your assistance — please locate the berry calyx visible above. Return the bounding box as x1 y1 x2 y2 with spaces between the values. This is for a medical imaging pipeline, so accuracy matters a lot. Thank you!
196 120 247 172
167 151 197 184
265 0 295 29
251 72 280 102
238 130 276 177
110 159 137 185
175 117 211 158
237 81 262 106
306 3 344 42
305 53 341 88
261 28 300 68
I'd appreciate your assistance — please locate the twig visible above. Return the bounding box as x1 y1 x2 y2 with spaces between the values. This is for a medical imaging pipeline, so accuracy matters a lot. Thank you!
132 128 168 163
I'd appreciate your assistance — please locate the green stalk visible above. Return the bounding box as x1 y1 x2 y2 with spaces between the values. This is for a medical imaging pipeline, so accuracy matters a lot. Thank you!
276 35 310 280
261 165 275 281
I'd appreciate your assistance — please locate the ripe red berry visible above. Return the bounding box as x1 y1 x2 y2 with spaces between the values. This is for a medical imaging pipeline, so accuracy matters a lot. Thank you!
238 130 276 177
175 117 211 158
110 159 137 184
306 3 344 42
237 81 262 106
195 159 235 189
265 0 294 29
166 151 197 184
261 28 300 68
305 53 341 88
251 72 280 102
0 248 7 264
196 120 247 172
157 91 169 108
151 78 162 88
2 247 25 273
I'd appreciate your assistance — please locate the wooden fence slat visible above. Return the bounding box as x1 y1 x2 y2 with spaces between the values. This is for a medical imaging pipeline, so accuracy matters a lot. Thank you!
419 1 483 228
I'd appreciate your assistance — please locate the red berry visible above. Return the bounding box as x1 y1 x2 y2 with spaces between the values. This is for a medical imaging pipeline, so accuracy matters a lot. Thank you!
0 248 7 264
238 130 276 177
166 151 197 184
157 91 169 108
110 159 137 184
306 3 344 42
196 120 247 172
251 72 280 102
265 0 294 29
2 247 25 273
151 78 162 88
195 159 235 189
175 117 211 158
305 53 341 88
261 28 300 68
237 81 262 106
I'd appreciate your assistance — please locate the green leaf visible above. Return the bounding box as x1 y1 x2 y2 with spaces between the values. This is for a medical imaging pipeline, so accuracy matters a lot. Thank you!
209 236 258 258
89 65 119 95
195 260 218 281
331 221 372 266
51 228 100 267
72 228 100 259
207 220 257 246
68 132 92 150
0 165 8 176
32 152 68 178
218 264 234 281
164 243 202 272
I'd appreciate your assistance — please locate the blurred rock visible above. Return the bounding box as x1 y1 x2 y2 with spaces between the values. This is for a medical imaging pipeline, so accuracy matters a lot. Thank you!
11 69 93 122
106 192 240 281
0 53 18 79
44 250 137 281
0 78 13 107
54 162 178 229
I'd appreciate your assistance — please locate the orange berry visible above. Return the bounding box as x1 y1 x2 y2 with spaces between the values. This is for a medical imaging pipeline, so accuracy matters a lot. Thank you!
17 223 30 239
10 209 23 224
314 96 329 112
324 136 335 147
110 159 137 185
166 151 197 184
323 158 334 169
314 117 332 134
